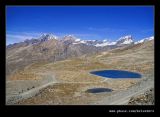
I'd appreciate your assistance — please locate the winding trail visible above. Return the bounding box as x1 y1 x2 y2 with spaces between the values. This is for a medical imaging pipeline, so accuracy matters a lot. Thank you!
6 71 154 105
108 85 152 105
6 72 56 104
94 77 154 105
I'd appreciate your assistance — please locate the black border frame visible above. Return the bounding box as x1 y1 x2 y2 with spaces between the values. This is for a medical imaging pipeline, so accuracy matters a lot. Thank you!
0 0 159 115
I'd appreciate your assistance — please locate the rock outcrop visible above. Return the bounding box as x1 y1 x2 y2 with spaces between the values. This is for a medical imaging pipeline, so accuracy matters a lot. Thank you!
128 88 154 105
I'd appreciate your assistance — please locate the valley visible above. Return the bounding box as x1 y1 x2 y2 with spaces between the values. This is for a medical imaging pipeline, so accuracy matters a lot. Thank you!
6 36 154 105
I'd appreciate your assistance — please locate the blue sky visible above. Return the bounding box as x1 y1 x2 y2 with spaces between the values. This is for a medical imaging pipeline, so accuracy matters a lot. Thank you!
6 6 154 45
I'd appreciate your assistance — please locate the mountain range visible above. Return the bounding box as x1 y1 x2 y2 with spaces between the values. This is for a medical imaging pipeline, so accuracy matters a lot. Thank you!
6 34 154 76
6 33 154 105
7 34 153 48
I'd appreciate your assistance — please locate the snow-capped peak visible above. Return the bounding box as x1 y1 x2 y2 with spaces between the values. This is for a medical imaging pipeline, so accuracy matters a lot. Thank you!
116 35 133 45
95 35 134 47
134 36 154 44
95 41 116 47
48 34 58 40
72 40 86 45
103 40 107 42
148 36 154 41
39 33 58 41
63 35 77 40
80 40 86 44
75 38 81 42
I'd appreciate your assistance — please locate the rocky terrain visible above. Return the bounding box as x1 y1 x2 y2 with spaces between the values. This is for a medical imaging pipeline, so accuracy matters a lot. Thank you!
6 34 139 76
128 88 154 105
6 34 154 105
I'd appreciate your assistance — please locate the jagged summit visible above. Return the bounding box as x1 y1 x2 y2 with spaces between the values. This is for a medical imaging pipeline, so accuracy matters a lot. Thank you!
62 35 77 41
6 33 154 77
7 33 154 48
116 35 133 45
39 33 58 41
134 36 154 44
95 35 133 47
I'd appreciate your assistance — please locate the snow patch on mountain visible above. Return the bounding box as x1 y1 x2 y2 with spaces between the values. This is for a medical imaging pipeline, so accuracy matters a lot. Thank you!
39 33 58 41
7 32 154 49
80 40 86 44
75 38 81 42
103 40 107 42
116 35 133 45
121 39 133 44
134 36 154 44
95 41 116 47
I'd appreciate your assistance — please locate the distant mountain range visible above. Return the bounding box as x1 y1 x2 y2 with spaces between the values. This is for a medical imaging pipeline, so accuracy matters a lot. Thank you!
6 34 154 76
7 34 154 48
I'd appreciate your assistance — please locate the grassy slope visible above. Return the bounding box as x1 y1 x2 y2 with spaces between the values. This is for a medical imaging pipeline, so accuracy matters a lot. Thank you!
8 40 154 104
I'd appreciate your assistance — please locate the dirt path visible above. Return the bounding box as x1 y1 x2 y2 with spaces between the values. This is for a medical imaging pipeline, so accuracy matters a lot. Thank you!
6 72 56 104
108 85 153 105
94 76 154 105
